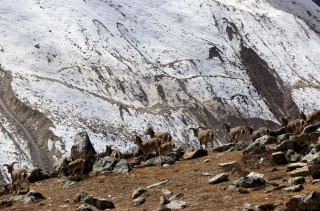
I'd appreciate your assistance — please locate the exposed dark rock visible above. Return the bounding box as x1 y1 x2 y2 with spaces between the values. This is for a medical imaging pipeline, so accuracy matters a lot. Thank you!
234 172 267 188
183 148 208 160
84 195 115 209
28 168 50 183
229 141 249 151
24 190 46 204
286 149 301 163
208 172 229 184
71 131 96 173
218 161 238 168
144 152 179 166
213 143 236 152
307 152 320 179
93 156 131 175
269 127 286 138
282 184 304 192
74 191 89 202
272 151 287 165
270 140 294 152
243 142 266 155
255 135 277 145
76 204 99 211
131 196 145 207
132 187 148 199
289 166 310 177
277 133 296 144
289 176 305 186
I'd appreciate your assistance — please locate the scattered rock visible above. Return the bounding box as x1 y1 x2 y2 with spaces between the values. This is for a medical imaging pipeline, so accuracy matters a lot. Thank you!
146 180 170 189
74 191 89 202
282 184 304 192
277 133 295 144
28 168 50 183
84 195 115 209
0 200 13 209
0 184 10 196
165 200 188 209
243 142 266 155
289 166 310 177
212 143 236 152
144 152 179 166
51 155 70 177
264 185 287 193
307 152 320 179
289 176 305 186
238 188 249 194
243 203 257 211
230 141 249 151
202 172 214 176
208 172 229 184
93 156 131 175
218 161 238 168
183 148 208 160
272 151 287 164
234 172 268 188
76 204 99 211
23 190 46 204
71 131 96 173
269 127 286 137
302 124 320 134
255 135 277 145
132 187 148 199
270 140 294 152
286 162 307 172
221 184 237 191
312 179 320 184
131 196 145 207
258 203 277 211
160 196 170 206
162 189 172 195
62 180 77 189
169 193 184 201
286 149 300 163
203 159 210 162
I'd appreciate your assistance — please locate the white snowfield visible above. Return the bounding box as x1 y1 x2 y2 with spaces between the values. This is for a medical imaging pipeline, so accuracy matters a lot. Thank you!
0 0 319 180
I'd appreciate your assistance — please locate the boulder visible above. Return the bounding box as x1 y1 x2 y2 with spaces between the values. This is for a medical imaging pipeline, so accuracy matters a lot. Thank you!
28 168 50 183
93 157 131 175
289 176 305 186
144 152 179 166
229 141 249 151
286 149 300 163
23 190 46 204
51 155 70 177
277 133 295 143
289 166 310 177
286 162 306 171
255 135 277 145
208 173 229 184
71 131 96 173
243 142 266 155
84 195 115 209
290 136 310 152
269 127 286 137
212 143 236 152
272 151 287 165
183 148 207 160
234 172 268 188
270 140 294 152
307 152 320 179
282 184 304 192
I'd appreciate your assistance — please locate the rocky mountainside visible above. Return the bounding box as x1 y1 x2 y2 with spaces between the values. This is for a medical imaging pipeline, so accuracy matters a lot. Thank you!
0 0 320 180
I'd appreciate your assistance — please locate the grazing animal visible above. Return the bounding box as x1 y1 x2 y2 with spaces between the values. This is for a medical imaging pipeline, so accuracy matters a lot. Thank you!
189 126 215 149
3 162 29 194
134 135 161 160
63 158 85 177
146 127 172 143
222 122 248 143
246 125 270 142
280 116 306 135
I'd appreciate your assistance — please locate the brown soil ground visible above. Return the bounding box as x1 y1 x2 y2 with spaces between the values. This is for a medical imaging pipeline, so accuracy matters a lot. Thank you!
1 147 319 211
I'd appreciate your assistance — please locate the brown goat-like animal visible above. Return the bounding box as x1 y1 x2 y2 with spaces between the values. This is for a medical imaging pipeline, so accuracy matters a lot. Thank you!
63 158 85 177
159 141 175 156
189 127 215 149
246 125 270 142
280 116 306 135
111 149 123 159
134 135 161 160
3 162 29 194
146 127 172 143
306 110 320 124
222 122 248 144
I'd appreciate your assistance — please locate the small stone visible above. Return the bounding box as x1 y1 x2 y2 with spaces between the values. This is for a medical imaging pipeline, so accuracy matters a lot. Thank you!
131 196 145 207
218 161 238 168
160 196 170 206
132 186 148 199
289 176 305 186
312 179 320 184
169 193 184 201
162 189 172 195
203 159 210 162
287 162 307 172
238 188 249 194
202 172 214 176
84 195 115 209
62 180 77 189
165 200 188 209
282 184 304 192
289 166 310 177
208 172 229 184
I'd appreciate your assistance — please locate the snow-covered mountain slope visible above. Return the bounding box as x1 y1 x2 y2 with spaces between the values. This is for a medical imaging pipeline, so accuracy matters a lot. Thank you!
0 0 320 180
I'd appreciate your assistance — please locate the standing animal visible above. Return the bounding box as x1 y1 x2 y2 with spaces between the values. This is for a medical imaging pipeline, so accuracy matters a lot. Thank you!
188 126 215 149
159 141 175 156
146 127 172 143
3 162 29 194
94 145 113 161
63 158 85 177
222 122 248 143
280 116 306 135
246 125 270 142
306 110 320 124
134 135 161 160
